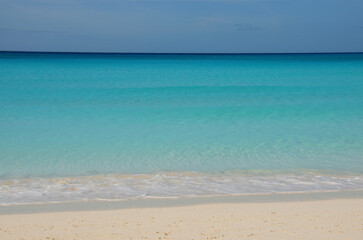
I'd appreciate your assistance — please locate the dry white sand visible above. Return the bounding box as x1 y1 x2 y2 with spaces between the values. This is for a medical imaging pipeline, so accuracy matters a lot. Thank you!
0 198 362 240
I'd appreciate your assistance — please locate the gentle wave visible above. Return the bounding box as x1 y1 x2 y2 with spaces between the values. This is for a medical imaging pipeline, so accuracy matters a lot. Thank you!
1 171 362 205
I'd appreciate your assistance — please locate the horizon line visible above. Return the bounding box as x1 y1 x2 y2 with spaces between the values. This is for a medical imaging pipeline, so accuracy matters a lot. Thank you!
1 50 363 55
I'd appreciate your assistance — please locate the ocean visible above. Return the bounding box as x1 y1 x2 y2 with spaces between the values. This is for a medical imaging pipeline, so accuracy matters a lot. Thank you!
0 52 362 205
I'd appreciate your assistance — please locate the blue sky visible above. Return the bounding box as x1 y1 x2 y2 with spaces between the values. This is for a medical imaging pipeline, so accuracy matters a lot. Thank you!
0 0 362 53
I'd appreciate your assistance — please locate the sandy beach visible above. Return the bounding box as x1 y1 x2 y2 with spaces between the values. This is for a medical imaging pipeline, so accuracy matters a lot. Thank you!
0 197 362 240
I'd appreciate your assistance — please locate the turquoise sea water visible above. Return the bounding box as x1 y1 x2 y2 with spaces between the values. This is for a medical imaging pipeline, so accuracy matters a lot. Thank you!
0 53 363 204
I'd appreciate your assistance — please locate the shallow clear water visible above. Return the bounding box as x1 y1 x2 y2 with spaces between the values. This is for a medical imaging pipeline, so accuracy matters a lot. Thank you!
0 53 363 204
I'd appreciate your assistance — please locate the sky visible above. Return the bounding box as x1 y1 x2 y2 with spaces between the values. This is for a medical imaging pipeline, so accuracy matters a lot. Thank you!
0 0 363 53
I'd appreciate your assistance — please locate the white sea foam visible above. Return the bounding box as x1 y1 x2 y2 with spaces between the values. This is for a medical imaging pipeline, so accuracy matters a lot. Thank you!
0 171 362 205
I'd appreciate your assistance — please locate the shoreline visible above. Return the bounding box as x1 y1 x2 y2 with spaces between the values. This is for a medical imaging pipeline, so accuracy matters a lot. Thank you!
2 170 362 207
1 190 362 215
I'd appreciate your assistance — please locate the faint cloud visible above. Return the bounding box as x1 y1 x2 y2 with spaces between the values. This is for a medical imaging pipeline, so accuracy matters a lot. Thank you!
0 27 68 34
234 23 262 31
